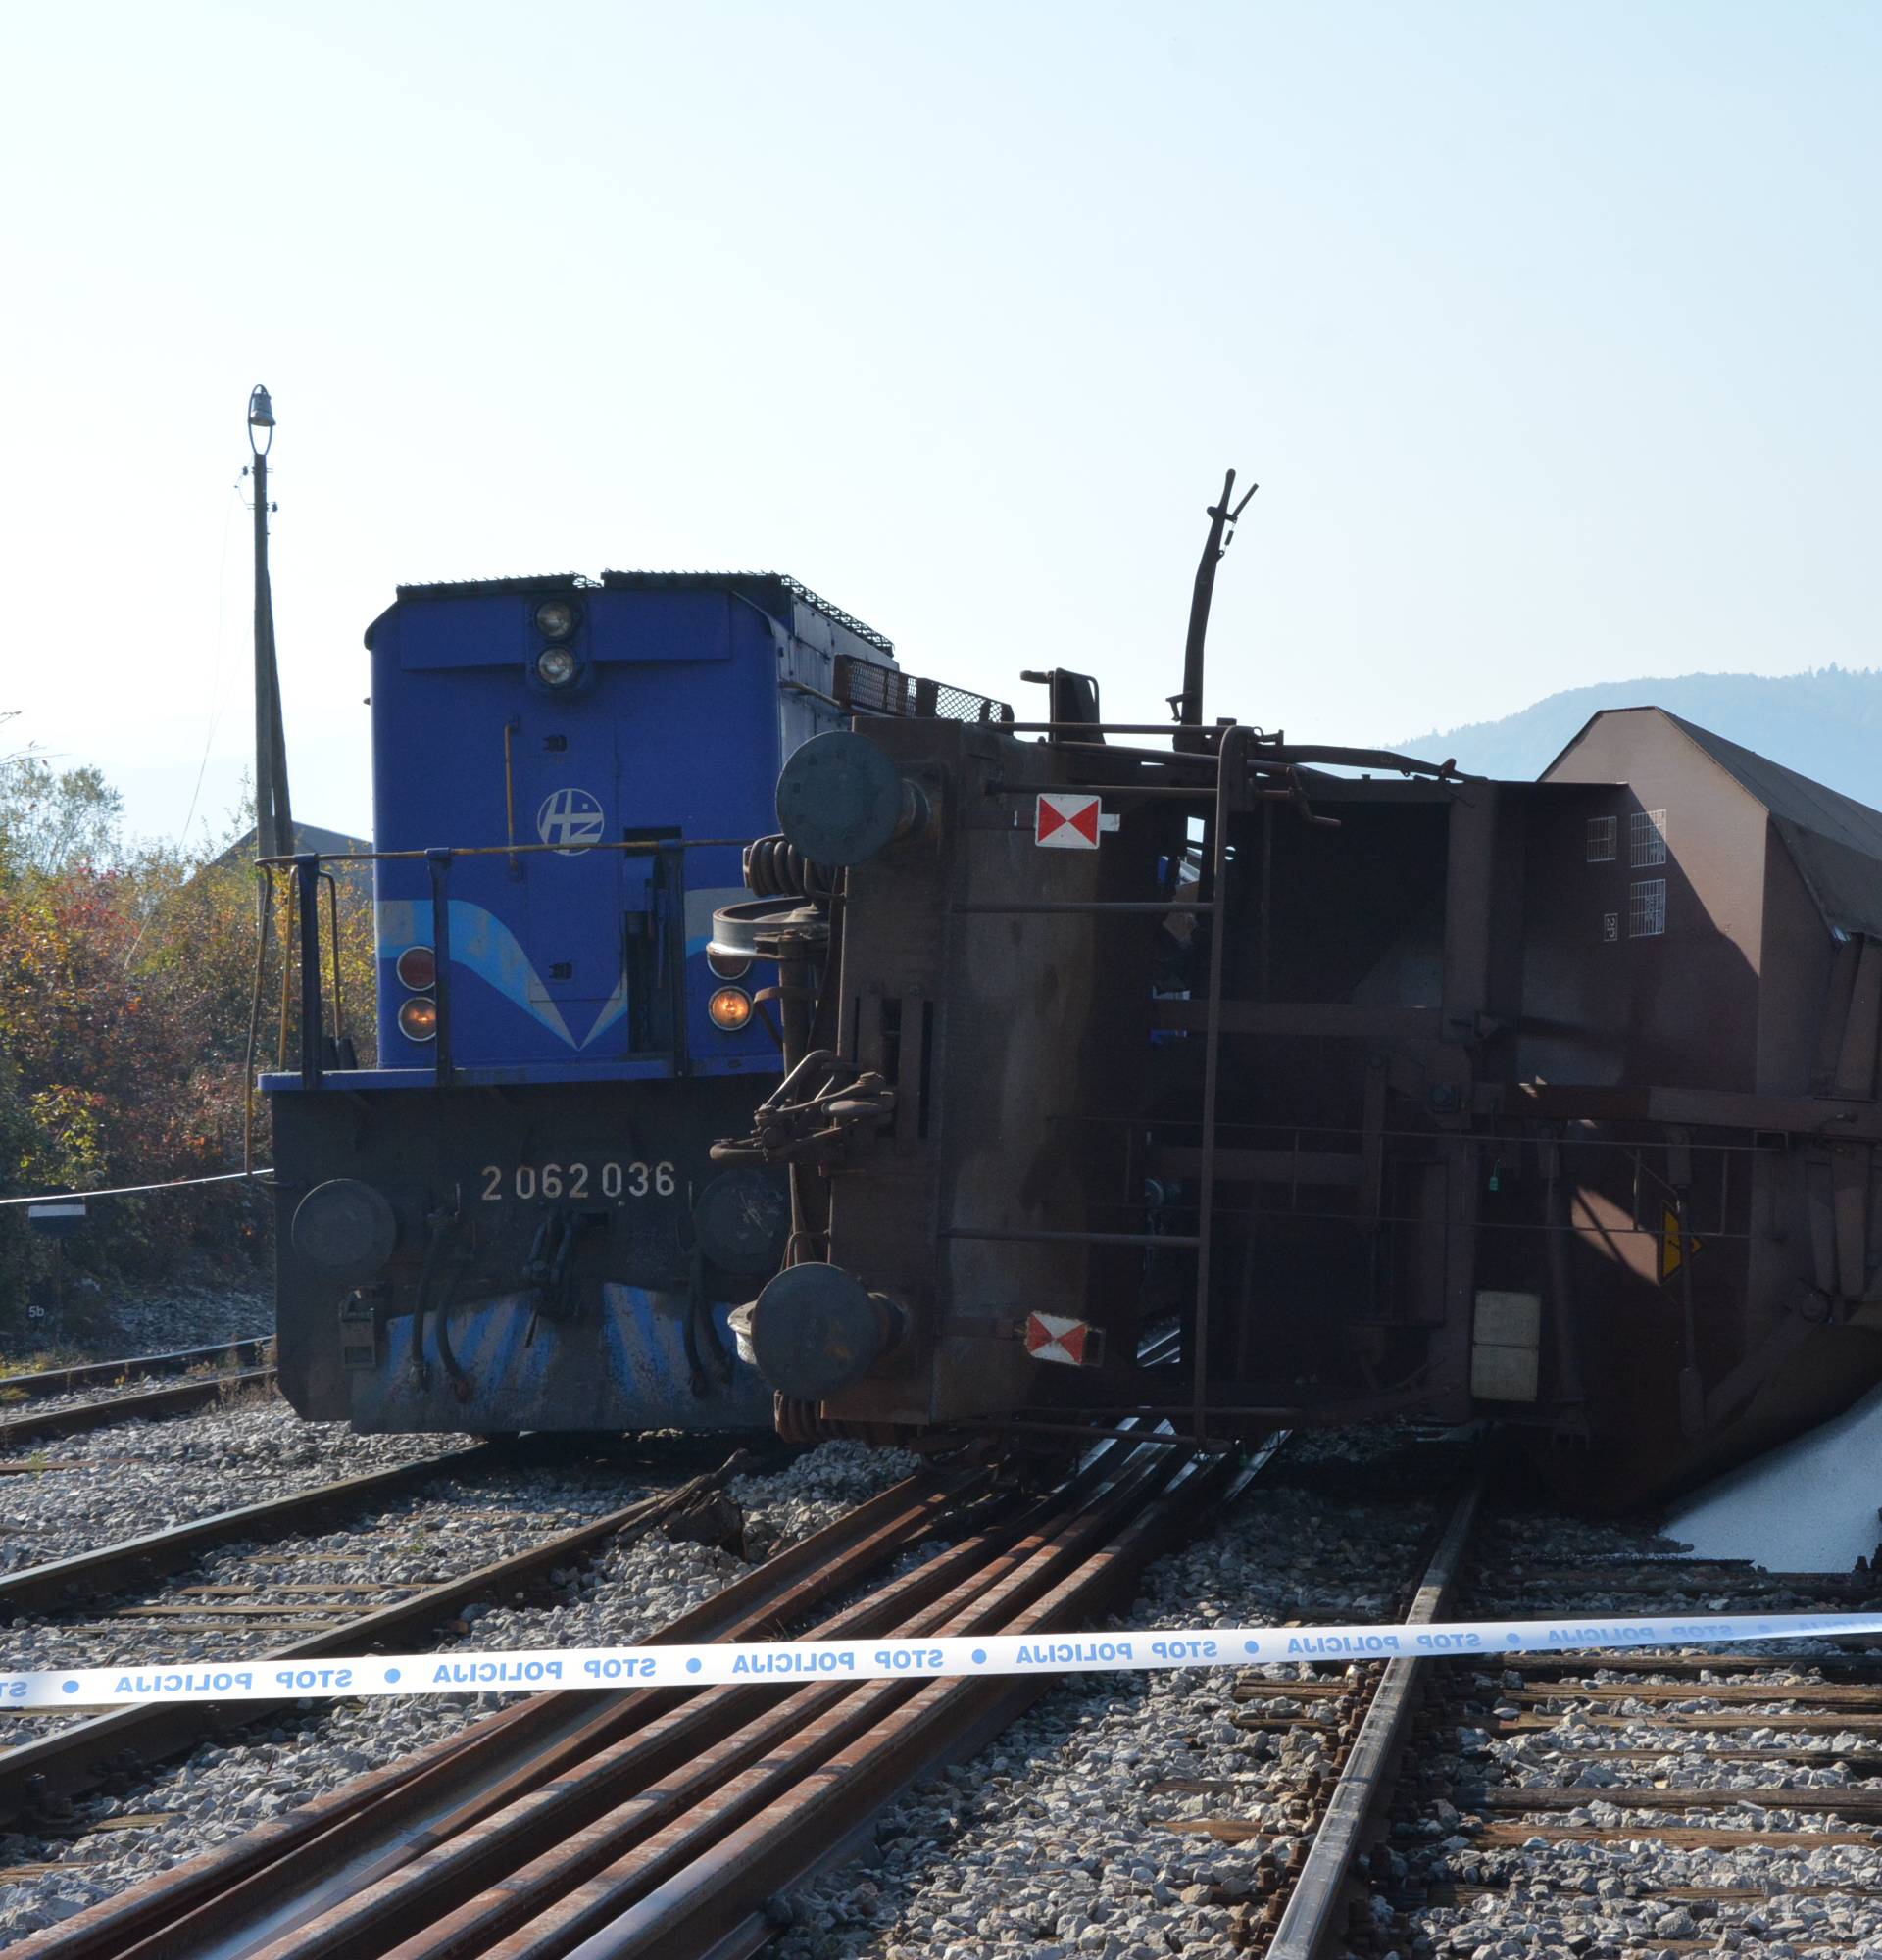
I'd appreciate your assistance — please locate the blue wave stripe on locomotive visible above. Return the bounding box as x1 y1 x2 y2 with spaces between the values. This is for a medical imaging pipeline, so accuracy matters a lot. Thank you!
375 892 748 1052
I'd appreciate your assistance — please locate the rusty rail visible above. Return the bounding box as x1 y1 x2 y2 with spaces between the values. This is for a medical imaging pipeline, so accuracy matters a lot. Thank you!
1 1445 768 1826
0 1365 276 1449
0 1339 272 1400
1262 1481 1482 1958
21 1467 971 1959
318 1441 1214 1960
0 1446 489 1628
25 1433 1251 1960
548 1447 1232 1960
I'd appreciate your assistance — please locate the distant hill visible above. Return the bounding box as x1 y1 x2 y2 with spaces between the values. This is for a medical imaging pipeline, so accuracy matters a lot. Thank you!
1398 668 1882 808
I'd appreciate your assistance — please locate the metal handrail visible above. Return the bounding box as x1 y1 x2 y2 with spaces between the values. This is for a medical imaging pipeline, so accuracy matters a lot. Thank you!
1188 723 1245 1445
250 830 770 1091
254 836 756 867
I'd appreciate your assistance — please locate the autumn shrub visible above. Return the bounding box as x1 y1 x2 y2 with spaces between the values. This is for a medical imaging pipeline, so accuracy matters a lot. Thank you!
0 758 374 1319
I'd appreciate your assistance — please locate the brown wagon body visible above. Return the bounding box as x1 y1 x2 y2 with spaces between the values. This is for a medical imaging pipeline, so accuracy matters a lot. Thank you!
723 705 1882 1507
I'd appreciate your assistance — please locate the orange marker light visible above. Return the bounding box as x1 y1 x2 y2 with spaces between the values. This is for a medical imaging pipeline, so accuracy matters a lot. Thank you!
708 986 753 1031
398 996 438 1042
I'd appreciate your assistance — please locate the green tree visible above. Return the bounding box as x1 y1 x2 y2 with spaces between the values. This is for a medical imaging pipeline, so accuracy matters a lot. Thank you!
0 752 376 1326
0 756 124 877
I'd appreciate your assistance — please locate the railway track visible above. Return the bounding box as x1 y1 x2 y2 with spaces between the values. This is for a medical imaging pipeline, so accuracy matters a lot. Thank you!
0 1340 275 1450
1232 1488 1882 1959
26 1424 1871 1959
0 1439 718 1829
12 1428 1250 1958
1 1341 272 1400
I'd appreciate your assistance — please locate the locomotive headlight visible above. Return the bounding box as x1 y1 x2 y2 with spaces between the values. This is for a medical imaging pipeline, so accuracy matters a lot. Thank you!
536 647 578 688
398 996 438 1042
395 945 436 990
706 947 752 981
534 597 577 641
708 986 753 1031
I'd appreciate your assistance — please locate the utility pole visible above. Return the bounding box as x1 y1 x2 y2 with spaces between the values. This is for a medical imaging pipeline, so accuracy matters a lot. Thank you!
248 384 293 858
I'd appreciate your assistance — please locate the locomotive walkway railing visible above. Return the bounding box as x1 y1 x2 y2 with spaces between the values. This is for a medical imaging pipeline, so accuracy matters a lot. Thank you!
248 835 761 1103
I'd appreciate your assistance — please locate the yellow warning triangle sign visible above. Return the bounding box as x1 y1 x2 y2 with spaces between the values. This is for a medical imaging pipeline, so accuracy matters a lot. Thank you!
1660 1204 1703 1285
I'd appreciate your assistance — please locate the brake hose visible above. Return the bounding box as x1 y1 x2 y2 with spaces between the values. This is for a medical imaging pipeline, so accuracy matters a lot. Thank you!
408 1209 449 1389
430 1239 475 1405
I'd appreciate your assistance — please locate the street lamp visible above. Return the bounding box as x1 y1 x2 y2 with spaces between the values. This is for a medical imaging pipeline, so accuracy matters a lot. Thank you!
247 383 291 858
248 383 275 456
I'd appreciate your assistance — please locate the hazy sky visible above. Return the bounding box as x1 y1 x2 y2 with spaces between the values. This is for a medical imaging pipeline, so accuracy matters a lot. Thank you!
3 2 1877 844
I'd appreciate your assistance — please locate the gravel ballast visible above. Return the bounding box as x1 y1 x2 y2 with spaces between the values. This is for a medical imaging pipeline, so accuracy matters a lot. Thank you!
1393 1507 1882 1960
3 1283 268 1372
0 1396 473 1577
0 1437 918 1945
768 1438 1446 1960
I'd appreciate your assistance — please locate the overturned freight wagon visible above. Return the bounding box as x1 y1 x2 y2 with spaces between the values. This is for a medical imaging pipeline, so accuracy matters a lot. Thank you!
721 703 1882 1505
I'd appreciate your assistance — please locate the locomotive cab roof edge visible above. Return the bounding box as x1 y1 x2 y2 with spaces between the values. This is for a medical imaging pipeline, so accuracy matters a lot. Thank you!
364 569 893 658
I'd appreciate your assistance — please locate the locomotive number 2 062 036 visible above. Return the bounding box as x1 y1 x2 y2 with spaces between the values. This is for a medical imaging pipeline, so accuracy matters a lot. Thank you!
478 1161 677 1201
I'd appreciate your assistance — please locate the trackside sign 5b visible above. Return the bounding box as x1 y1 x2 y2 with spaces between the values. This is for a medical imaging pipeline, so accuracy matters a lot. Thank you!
1035 793 1118 849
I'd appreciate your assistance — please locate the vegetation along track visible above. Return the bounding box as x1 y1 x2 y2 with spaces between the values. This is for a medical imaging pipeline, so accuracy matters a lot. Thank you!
1236 1485 1882 1959
1 1342 273 1401
0 1342 275 1449
8 1428 1263 1959
0 1438 729 1831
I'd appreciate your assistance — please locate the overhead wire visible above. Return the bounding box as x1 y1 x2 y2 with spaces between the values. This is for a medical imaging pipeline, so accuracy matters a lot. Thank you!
0 1168 272 1209
119 476 249 975
175 474 249 847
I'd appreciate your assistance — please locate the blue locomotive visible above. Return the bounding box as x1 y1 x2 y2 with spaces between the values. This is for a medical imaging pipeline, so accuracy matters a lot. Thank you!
263 570 983 1435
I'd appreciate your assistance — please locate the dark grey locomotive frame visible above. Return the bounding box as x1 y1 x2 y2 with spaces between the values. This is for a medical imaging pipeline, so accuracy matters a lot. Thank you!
273 1074 782 1435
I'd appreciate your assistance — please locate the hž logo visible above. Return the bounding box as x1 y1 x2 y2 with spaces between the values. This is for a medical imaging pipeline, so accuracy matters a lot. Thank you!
537 787 605 856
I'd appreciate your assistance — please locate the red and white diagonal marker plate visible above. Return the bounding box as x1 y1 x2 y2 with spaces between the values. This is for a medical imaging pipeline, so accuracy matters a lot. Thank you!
1034 792 1104 850
1024 1311 1106 1367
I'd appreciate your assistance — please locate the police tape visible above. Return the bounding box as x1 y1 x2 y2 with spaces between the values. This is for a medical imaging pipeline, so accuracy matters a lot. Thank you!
7 1612 1882 1710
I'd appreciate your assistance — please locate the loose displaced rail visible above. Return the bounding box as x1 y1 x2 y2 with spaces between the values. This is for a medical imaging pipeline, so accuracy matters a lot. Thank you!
16 1464 978 1957
19 1430 1257 1959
